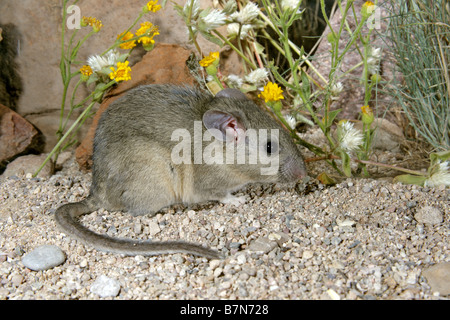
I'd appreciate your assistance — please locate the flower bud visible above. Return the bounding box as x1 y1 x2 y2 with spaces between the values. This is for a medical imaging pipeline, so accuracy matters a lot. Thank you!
327 32 337 44
205 64 218 76
361 1 376 20
271 101 283 113
370 73 382 84
361 105 374 125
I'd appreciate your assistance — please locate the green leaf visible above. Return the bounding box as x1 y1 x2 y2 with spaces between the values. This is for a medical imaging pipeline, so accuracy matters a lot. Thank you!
60 59 67 80
340 151 352 177
86 74 99 86
295 113 314 127
117 53 129 63
327 109 342 127
316 172 336 185
301 71 311 97
429 150 450 166
393 174 427 186
200 31 224 47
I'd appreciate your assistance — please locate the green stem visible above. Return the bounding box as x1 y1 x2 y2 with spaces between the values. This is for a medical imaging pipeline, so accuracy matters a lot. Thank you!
102 12 145 55
309 155 427 177
33 101 96 177
212 30 257 69
62 78 83 131
185 0 203 57
257 8 328 84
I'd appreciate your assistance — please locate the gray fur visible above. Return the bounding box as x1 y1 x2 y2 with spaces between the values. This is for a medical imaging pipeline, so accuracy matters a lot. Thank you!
55 84 307 259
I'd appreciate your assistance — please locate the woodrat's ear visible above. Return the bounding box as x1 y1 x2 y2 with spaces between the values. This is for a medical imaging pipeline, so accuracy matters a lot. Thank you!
215 88 248 100
202 110 246 142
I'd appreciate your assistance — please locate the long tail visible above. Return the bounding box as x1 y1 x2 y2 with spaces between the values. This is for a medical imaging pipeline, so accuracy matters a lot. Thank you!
54 199 222 259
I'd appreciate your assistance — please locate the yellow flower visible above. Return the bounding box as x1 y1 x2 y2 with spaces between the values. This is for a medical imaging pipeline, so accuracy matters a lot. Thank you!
136 22 159 46
80 65 93 77
258 82 284 103
199 51 220 67
361 105 371 114
109 61 132 82
118 31 136 49
361 105 374 125
361 1 376 19
144 0 162 13
92 19 103 32
81 16 103 32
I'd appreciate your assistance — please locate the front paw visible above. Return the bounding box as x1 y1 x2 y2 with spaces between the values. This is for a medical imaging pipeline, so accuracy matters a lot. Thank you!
221 194 246 207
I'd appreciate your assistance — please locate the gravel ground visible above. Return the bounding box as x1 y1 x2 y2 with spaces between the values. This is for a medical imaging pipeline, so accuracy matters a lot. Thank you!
0 140 449 300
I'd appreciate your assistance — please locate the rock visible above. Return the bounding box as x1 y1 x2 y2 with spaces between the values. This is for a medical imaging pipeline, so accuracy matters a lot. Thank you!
247 237 277 254
90 275 121 298
414 206 443 225
21 245 66 271
2 154 52 178
422 262 450 295
0 103 42 170
75 43 196 170
11 274 24 287
302 250 314 260
354 118 405 153
148 221 161 236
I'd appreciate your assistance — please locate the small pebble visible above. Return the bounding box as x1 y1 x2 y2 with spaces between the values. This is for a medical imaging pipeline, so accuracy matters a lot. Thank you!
148 221 161 236
247 237 277 254
302 250 314 260
11 274 24 287
90 275 121 298
331 237 342 245
21 245 66 271
414 206 443 225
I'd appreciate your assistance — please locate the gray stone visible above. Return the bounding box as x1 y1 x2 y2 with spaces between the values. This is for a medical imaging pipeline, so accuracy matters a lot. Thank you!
22 245 66 271
247 237 277 254
423 262 450 295
90 275 121 298
415 206 443 225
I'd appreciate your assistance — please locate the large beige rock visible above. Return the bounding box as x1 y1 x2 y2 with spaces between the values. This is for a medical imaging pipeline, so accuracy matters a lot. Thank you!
2 154 52 178
0 103 42 170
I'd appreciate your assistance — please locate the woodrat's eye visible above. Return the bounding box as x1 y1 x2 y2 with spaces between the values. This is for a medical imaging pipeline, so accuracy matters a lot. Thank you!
266 139 279 155
266 141 273 154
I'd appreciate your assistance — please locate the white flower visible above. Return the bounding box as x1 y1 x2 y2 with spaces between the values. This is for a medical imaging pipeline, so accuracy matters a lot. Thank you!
200 9 227 32
244 68 268 85
183 0 200 19
330 81 343 99
87 49 120 72
367 47 382 75
230 2 259 25
281 0 301 10
285 115 297 129
226 74 243 88
425 161 450 187
338 121 364 153
227 23 253 40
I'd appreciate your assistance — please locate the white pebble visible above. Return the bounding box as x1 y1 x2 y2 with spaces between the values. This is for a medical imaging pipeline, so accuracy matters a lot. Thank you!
22 245 66 271
90 275 121 298
148 221 161 236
